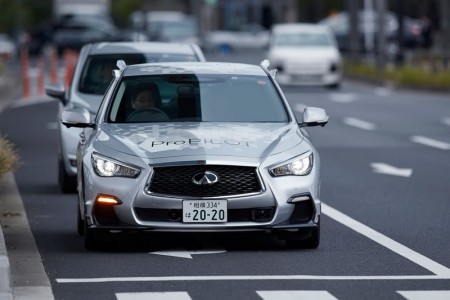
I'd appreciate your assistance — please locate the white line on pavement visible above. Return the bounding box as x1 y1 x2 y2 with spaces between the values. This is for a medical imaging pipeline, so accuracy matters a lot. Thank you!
257 290 338 300
411 136 450 150
397 290 450 300
56 203 450 284
441 117 450 127
56 275 449 283
370 162 413 177
116 292 192 300
343 117 377 130
322 203 450 277
329 93 356 103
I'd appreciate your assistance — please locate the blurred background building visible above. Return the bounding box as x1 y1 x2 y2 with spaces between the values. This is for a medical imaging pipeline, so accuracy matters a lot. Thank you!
0 0 448 68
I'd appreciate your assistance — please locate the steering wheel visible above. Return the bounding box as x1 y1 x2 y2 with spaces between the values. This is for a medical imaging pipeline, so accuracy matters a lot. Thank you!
127 107 169 122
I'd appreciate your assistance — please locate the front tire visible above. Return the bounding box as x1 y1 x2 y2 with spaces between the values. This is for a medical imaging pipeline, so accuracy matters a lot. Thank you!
285 222 320 249
77 203 84 236
84 219 101 251
58 159 77 194
326 82 340 90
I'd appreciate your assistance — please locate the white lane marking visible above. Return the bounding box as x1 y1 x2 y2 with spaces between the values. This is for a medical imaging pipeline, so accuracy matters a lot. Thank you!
257 290 338 300
370 163 413 177
149 249 226 259
322 203 450 277
411 136 450 150
293 103 308 113
441 117 450 127
116 292 192 300
56 275 449 283
56 202 450 284
329 93 356 103
343 117 377 130
374 87 392 97
398 291 450 300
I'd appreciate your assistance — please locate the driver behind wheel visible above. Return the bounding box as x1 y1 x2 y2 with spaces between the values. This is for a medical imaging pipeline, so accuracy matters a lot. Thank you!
131 83 161 110
127 83 169 122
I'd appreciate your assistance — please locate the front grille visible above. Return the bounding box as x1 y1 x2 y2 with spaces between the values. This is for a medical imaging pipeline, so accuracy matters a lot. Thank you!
288 62 327 74
135 207 275 223
149 165 262 197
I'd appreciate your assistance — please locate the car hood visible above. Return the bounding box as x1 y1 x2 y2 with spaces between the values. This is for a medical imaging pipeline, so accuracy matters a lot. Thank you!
269 47 340 60
97 123 304 159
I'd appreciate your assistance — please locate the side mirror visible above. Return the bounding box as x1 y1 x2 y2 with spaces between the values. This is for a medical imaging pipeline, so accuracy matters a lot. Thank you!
61 108 95 128
300 107 329 127
45 83 66 105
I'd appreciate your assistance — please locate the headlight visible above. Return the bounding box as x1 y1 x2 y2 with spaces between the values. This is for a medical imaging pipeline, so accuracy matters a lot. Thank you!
92 153 140 178
269 152 313 177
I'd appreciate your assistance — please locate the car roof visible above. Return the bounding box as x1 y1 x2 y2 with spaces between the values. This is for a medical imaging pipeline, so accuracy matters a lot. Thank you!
122 62 268 77
272 23 330 34
87 42 199 55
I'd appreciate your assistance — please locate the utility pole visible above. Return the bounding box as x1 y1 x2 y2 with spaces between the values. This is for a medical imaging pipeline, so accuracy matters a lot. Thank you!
364 0 374 55
376 0 386 73
348 0 359 62
395 0 405 66
440 0 449 69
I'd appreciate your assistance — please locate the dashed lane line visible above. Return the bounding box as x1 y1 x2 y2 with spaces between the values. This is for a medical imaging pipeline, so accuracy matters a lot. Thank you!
411 136 450 150
441 117 450 127
397 290 450 300
343 117 377 131
115 290 450 300
116 292 192 300
329 93 356 103
257 290 338 300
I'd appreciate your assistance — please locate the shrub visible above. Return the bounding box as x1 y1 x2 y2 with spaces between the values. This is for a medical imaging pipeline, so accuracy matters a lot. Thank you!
0 136 20 176
344 60 450 91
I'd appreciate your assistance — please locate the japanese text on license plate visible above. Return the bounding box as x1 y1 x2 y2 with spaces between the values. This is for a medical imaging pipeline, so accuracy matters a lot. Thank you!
183 200 227 223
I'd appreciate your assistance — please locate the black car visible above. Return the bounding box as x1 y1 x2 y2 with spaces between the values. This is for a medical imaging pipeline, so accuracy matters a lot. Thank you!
22 15 125 56
51 15 125 55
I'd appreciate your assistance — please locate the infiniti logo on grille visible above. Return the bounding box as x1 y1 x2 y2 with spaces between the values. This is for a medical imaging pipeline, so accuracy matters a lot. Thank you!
192 171 219 185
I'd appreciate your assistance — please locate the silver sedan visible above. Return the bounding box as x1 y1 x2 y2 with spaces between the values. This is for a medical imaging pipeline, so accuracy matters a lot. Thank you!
61 61 328 250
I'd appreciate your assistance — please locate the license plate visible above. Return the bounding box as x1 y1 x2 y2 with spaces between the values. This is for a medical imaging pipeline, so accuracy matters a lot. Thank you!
182 200 227 223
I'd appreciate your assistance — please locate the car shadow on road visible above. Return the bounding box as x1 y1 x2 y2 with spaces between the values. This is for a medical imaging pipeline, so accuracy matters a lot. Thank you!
58 231 290 253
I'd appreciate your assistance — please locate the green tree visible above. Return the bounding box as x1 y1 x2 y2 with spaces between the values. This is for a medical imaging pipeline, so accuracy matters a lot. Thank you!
0 0 52 35
111 0 151 28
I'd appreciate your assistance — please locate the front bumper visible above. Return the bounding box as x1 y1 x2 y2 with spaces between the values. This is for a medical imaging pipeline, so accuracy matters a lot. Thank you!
83 166 321 232
275 71 341 86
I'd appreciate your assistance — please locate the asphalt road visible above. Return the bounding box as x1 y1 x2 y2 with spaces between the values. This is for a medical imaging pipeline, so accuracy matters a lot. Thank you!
1 51 450 299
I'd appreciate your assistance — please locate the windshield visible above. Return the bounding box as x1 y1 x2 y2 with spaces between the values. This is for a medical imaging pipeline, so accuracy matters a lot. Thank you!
79 53 200 95
274 32 331 47
108 74 288 123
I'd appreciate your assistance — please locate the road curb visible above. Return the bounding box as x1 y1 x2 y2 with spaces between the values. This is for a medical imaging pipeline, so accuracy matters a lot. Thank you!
0 64 19 300
0 175 12 299
0 173 55 300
